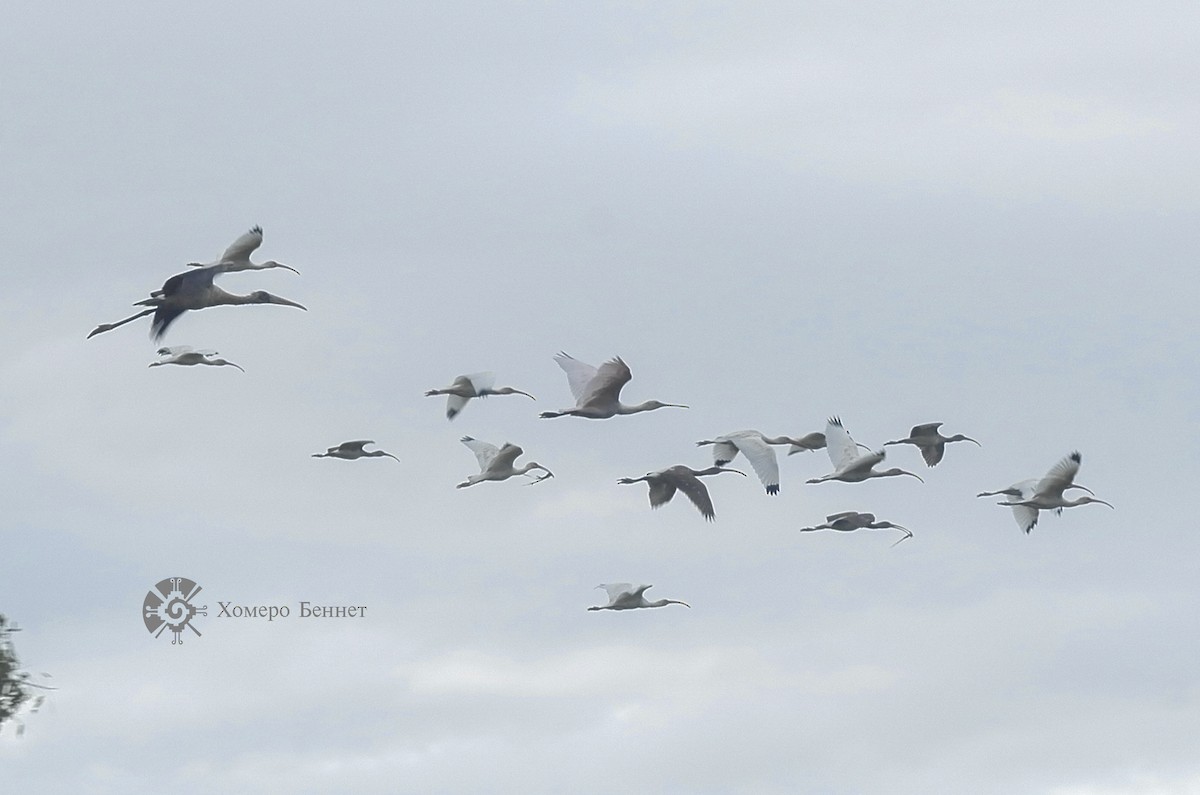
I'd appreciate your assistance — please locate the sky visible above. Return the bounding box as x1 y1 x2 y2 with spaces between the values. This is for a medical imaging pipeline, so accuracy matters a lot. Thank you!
2 1 1199 792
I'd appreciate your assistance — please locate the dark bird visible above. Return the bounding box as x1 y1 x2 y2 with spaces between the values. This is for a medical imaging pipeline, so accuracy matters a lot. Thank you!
617 465 745 521
885 422 981 467
800 511 913 546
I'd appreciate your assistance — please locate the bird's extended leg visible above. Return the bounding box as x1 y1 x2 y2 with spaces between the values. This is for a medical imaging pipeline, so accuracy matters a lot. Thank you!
87 308 156 338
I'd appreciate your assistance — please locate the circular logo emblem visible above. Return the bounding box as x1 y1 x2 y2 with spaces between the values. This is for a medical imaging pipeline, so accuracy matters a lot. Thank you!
143 577 207 644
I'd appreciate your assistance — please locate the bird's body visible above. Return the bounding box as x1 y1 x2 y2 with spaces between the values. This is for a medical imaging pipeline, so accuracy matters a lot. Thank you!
885 422 981 467
456 436 552 488
587 583 690 611
696 430 810 495
312 440 399 461
807 417 924 485
149 346 244 372
992 452 1113 533
617 465 745 521
540 353 686 419
785 432 828 456
800 511 913 546
425 372 535 420
88 264 306 341
187 226 299 274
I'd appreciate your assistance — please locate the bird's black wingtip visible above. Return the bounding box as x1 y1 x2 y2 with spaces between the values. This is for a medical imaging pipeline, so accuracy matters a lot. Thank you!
766 485 780 496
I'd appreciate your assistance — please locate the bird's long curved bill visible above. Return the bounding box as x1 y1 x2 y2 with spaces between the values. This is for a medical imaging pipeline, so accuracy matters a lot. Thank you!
271 297 307 310
525 468 554 484
889 527 914 548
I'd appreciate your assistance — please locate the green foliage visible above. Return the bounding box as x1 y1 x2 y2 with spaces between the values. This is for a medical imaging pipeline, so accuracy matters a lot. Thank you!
0 614 53 736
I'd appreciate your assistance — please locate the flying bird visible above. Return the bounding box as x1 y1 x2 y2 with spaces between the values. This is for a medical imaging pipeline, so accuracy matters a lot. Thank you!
885 422 981 467
87 265 306 341
587 583 690 611
617 465 745 521
424 372 535 420
148 346 244 372
695 430 815 495
187 226 299 274
457 436 553 488
991 451 1113 534
312 440 399 461
799 511 913 546
540 353 687 419
807 417 924 485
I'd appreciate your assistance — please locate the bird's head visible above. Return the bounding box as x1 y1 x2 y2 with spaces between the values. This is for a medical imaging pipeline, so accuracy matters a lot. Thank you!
884 468 924 483
645 401 688 411
524 465 554 484
249 291 306 310
261 259 300 274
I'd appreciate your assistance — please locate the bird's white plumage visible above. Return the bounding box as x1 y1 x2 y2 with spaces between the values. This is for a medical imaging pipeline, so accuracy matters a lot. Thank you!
700 430 780 495
824 417 863 472
218 227 264 263
460 436 501 470
1034 453 1082 501
554 353 600 403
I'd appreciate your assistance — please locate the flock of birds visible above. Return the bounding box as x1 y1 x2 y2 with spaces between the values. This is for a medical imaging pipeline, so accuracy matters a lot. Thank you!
87 227 1116 612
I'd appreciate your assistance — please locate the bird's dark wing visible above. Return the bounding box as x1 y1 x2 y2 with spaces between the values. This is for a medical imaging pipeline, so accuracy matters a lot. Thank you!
647 479 676 509
151 305 186 340
922 443 946 467
674 473 716 521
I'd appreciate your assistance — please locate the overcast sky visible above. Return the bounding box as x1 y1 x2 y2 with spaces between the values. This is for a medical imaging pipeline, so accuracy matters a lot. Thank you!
3 2 1199 793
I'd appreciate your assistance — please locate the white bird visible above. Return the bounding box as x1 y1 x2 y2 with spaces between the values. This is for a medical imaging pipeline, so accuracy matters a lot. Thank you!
186 226 299 274
695 430 811 495
540 353 687 419
617 465 745 521
457 436 553 488
992 451 1113 534
799 511 913 546
885 422 981 467
312 440 399 461
587 583 690 611
807 417 924 485
424 372 535 420
88 265 306 341
148 346 244 372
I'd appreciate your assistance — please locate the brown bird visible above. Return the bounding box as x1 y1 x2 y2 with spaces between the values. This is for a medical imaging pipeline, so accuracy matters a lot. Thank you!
885 422 981 467
800 511 913 546
617 465 745 521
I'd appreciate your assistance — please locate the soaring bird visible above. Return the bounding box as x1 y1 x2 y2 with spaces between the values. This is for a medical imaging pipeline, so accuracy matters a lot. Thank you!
617 465 745 521
312 440 399 461
540 353 687 419
87 265 306 341
885 422 981 467
695 430 814 495
148 346 244 372
587 583 690 611
799 511 913 546
807 417 924 485
456 437 553 488
187 226 299 274
425 372 535 420
991 451 1113 534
